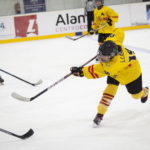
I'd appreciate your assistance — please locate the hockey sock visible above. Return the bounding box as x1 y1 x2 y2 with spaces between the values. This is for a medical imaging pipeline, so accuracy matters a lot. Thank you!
97 84 118 115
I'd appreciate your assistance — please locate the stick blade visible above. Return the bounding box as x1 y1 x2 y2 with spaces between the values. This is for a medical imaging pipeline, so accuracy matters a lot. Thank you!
65 35 75 41
11 92 31 102
33 79 43 86
20 129 34 139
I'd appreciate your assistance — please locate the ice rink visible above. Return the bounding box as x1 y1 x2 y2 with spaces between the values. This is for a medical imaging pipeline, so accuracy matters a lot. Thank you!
0 28 150 150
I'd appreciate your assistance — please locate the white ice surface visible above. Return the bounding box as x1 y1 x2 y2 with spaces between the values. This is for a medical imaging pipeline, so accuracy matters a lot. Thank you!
0 28 150 150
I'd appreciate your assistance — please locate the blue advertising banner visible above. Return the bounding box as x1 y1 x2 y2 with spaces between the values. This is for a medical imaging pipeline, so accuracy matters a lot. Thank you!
24 0 46 13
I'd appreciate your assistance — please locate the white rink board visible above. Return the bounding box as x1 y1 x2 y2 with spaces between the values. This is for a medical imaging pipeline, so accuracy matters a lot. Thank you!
0 16 15 40
37 8 87 36
0 2 150 40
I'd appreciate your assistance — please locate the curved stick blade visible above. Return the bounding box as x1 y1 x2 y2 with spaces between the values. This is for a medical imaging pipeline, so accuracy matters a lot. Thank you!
33 79 42 86
65 35 75 41
21 129 34 139
11 92 31 102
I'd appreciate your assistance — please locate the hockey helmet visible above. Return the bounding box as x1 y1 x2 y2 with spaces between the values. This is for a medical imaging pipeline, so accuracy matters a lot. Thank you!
96 0 104 5
98 40 119 62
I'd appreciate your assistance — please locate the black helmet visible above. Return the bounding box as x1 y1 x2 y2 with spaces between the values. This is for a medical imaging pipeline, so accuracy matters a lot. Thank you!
98 40 118 62
96 0 104 5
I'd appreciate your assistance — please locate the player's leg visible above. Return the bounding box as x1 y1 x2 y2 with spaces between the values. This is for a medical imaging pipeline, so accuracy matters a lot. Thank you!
87 12 91 33
93 76 119 127
125 75 149 103
88 12 94 35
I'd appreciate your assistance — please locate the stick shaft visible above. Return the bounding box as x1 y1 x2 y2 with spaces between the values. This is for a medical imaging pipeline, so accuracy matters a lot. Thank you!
0 69 37 86
0 128 22 139
30 54 98 101
31 73 72 101
74 34 88 40
0 128 16 136
66 24 106 41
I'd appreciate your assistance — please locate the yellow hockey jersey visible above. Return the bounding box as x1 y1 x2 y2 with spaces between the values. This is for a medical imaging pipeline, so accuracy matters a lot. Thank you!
105 28 125 45
92 6 119 33
82 45 141 85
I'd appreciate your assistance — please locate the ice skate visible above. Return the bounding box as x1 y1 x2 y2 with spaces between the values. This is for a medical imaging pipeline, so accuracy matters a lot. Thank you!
141 87 149 103
0 76 4 85
93 113 103 128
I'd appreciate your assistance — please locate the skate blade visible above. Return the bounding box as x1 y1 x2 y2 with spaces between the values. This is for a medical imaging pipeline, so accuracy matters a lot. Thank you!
0 83 4 86
92 122 100 128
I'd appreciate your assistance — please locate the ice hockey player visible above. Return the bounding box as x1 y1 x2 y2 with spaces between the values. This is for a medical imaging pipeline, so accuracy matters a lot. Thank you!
84 0 96 34
70 40 149 127
91 0 119 45
95 27 124 62
0 75 4 85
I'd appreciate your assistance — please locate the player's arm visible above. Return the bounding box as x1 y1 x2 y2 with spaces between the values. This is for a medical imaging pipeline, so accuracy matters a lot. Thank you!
106 7 119 26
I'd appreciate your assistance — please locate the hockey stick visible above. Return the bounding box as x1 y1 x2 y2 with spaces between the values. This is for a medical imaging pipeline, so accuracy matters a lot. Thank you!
65 24 106 41
0 128 34 140
65 34 87 41
0 69 42 86
11 54 99 102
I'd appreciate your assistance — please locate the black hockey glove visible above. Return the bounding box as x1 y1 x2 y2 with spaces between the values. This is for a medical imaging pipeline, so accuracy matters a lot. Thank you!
89 30 95 35
107 18 112 26
70 67 84 77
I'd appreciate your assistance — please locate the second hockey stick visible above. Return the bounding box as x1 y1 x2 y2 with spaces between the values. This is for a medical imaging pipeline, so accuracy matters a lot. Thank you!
65 24 106 41
0 69 42 86
0 128 34 140
11 54 99 102
65 34 87 41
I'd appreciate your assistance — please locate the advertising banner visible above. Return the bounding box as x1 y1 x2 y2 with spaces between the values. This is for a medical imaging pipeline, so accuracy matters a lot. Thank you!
1 2 150 41
37 9 87 36
24 0 46 13
0 17 15 40
14 15 38 37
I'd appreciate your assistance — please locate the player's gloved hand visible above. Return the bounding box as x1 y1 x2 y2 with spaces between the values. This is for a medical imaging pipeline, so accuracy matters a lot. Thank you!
107 18 112 26
70 67 84 77
89 30 95 35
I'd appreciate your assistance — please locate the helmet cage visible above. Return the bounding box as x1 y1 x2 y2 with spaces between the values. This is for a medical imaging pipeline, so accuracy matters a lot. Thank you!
97 40 118 62
98 50 116 62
